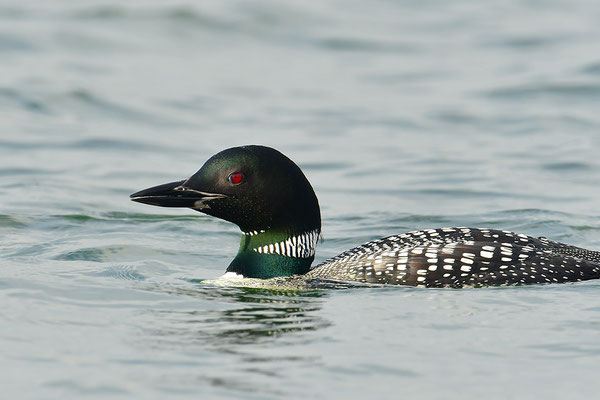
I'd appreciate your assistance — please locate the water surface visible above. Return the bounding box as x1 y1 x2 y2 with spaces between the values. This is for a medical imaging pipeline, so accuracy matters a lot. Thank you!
2 0 600 398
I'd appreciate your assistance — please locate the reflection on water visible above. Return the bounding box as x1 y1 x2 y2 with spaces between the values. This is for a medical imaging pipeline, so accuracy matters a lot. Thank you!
136 282 331 397
141 282 332 349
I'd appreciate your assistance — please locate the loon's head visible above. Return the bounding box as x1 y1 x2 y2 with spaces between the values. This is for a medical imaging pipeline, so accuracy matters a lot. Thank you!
130 145 321 279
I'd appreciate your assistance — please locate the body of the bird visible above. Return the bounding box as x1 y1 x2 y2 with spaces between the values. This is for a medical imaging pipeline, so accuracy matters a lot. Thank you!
308 227 600 287
131 145 600 288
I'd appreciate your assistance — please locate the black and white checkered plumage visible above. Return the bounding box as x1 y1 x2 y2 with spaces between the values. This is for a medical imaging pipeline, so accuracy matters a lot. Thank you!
308 227 600 287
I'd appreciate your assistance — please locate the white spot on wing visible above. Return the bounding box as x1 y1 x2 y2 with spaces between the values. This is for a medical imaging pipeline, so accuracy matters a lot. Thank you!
480 250 494 259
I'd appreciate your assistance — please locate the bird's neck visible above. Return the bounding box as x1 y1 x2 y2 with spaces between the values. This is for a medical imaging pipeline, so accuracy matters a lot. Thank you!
226 228 320 279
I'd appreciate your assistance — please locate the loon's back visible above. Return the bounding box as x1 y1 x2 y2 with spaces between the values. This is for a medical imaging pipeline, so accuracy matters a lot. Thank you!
308 227 600 287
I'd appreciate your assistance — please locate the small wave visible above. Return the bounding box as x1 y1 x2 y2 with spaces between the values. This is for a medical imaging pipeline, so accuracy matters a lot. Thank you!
316 37 416 53
570 225 600 232
433 110 479 125
0 167 60 176
41 213 201 225
101 212 208 222
0 87 50 114
300 161 353 171
581 61 600 75
485 82 600 99
541 161 592 171
72 5 237 32
0 33 36 52
71 6 124 19
0 214 29 228
482 35 561 49
54 247 110 262
64 138 143 151
94 265 146 281
51 243 182 263
60 89 180 126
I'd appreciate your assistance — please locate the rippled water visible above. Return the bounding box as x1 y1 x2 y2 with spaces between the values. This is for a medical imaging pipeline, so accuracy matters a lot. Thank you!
2 1 600 398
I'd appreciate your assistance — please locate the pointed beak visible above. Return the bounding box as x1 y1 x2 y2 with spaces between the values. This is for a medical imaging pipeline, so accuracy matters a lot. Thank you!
130 180 227 209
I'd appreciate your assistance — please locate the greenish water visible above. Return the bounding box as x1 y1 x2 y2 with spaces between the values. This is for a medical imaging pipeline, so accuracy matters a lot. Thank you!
2 1 600 398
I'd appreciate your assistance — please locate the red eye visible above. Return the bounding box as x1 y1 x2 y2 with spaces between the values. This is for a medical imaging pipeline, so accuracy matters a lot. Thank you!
228 172 244 185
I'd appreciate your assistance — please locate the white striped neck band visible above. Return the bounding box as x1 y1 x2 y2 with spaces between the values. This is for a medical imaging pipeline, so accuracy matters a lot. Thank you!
244 229 320 259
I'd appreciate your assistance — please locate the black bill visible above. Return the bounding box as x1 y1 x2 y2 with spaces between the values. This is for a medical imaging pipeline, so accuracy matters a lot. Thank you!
130 180 227 209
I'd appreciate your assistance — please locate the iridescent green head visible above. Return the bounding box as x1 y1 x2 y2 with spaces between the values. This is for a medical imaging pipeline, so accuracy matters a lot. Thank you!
130 145 321 279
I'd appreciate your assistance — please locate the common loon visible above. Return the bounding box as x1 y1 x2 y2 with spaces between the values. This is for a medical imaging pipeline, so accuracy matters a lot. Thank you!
130 145 600 288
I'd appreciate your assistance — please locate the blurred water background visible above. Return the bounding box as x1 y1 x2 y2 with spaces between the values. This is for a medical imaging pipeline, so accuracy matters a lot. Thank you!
2 0 600 398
